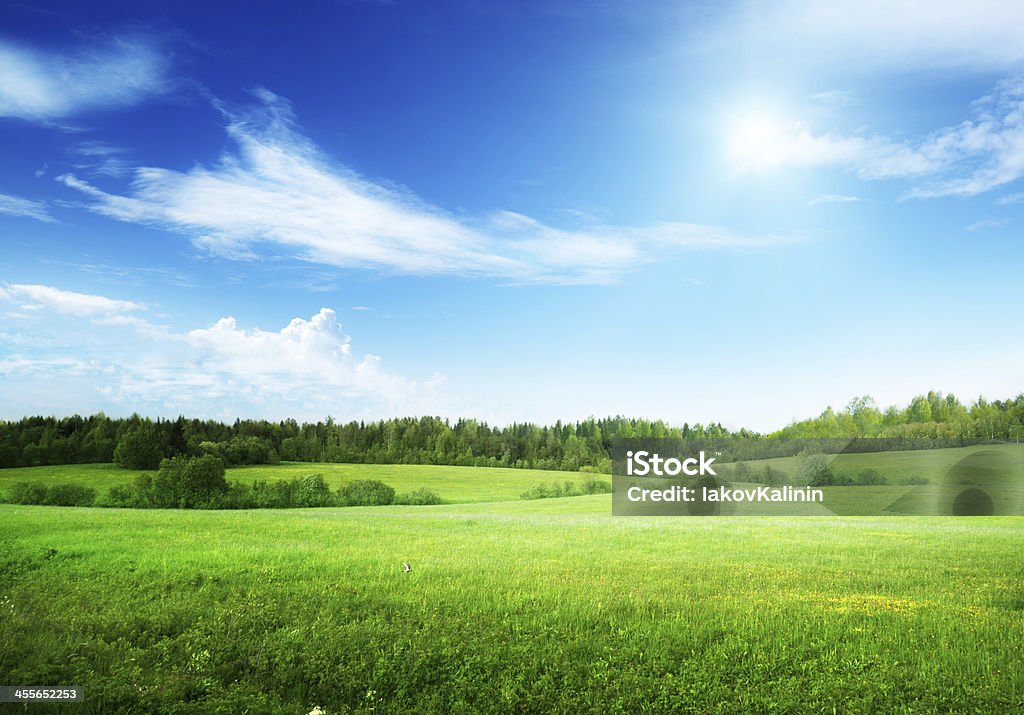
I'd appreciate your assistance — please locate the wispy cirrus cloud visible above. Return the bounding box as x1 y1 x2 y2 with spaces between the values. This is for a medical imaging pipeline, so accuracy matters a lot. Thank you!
729 77 1024 199
806 193 863 207
60 89 793 285
0 191 55 222
0 34 170 121
729 0 1024 72
0 283 145 316
964 218 1008 232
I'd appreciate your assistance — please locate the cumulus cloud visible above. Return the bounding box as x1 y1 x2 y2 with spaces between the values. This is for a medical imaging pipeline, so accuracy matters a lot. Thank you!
0 283 145 316
0 34 170 121
0 292 438 418
0 192 55 222
179 308 417 405
729 77 1024 198
60 89 791 285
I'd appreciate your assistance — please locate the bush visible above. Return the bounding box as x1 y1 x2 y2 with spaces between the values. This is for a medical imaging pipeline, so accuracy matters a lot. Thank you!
581 478 612 495
856 469 888 486
6 482 48 504
339 479 395 506
293 474 334 507
43 484 96 506
801 453 835 487
98 484 139 508
900 475 931 486
394 487 443 505
521 480 600 500
4 482 96 506
757 464 787 486
151 455 228 508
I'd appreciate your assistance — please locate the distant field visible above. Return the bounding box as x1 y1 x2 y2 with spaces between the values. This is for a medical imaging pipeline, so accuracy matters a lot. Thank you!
735 442 1024 484
0 461 585 504
1 501 1022 713
3 444 1022 511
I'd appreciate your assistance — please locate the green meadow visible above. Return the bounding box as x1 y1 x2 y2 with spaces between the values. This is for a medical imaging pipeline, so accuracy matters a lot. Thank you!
741 443 1024 486
1 449 1023 713
0 462 576 504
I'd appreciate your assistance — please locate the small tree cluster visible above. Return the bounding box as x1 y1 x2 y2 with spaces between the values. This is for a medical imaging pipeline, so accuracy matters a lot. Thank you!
4 482 96 506
520 478 612 500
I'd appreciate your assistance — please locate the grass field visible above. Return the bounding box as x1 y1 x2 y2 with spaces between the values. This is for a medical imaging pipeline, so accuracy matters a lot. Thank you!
735 442 1024 485
2 450 1023 713
0 462 583 504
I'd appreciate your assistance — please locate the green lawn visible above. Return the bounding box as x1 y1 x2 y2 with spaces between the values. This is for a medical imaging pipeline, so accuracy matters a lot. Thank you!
1 502 1022 713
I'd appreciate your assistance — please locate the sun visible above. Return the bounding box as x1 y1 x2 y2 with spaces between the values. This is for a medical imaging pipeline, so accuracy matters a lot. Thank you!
725 107 791 171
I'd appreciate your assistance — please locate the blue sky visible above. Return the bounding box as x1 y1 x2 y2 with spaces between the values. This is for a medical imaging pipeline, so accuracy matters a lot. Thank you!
1 0 1023 431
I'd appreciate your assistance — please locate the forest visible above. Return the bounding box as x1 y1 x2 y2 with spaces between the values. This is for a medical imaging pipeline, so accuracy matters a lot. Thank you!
1 391 1021 472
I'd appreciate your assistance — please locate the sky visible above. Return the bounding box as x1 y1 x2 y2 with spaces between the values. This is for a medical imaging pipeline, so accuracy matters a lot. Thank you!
1 0 1023 432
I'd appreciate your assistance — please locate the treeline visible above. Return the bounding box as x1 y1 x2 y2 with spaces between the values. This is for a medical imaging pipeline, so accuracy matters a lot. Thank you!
0 413 721 471
772 392 1024 442
1 390 1022 471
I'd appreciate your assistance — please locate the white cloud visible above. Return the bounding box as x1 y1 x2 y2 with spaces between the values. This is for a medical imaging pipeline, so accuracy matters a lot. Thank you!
964 218 1008 232
0 35 169 121
807 194 863 206
0 192 55 222
731 0 1024 71
177 308 421 408
0 299 439 419
997 191 1024 205
729 77 1024 199
71 141 133 177
61 89 792 285
0 283 145 316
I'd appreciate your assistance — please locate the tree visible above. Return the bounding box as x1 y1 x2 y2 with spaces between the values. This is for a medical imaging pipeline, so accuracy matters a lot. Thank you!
800 453 835 486
153 454 227 508
113 423 163 470
338 479 394 506
293 474 334 507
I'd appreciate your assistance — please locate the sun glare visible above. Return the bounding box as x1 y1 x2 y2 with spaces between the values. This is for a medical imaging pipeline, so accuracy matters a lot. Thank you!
726 107 790 170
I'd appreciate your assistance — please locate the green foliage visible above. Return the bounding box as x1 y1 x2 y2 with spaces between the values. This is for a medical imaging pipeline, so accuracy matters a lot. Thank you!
581 477 612 494
801 452 835 486
198 436 279 466
856 468 888 486
113 423 164 470
732 460 753 482
757 463 787 486
149 455 228 508
4 481 48 504
42 483 96 506
3 390 1024 472
394 487 443 505
521 478 609 499
3 481 95 506
338 479 395 506
292 474 334 507
901 475 931 486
